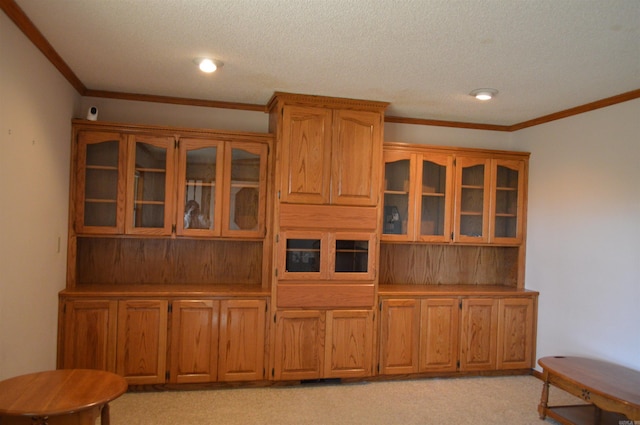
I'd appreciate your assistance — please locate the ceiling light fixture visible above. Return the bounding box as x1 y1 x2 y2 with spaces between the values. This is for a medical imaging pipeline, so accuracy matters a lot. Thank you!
470 88 498 101
194 58 224 73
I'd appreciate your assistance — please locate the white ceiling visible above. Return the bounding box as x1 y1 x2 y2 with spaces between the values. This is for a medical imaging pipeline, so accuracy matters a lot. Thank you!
13 0 640 126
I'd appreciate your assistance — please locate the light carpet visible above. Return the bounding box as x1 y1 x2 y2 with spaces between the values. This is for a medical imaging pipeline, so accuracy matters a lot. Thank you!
107 375 581 425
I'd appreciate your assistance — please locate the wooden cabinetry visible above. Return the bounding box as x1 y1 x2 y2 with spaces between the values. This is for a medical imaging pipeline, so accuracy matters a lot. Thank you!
59 296 268 385
116 299 169 384
268 93 388 206
453 156 526 244
378 290 537 376
382 149 454 242
273 309 374 380
382 144 527 246
59 299 117 371
73 121 270 239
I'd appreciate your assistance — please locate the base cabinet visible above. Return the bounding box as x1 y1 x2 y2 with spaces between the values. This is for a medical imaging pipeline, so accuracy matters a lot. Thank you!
273 309 374 380
60 299 118 372
379 294 536 376
59 297 267 385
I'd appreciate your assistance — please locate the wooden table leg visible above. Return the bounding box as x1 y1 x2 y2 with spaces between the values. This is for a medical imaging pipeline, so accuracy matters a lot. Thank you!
101 403 110 425
538 370 550 420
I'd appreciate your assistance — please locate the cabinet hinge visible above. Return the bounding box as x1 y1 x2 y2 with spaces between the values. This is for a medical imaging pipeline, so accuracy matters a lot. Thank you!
272 368 275 377
265 303 268 313
459 300 462 310
275 268 278 277
273 314 277 323
277 190 281 200
174 140 179 149
453 158 456 166
168 303 173 313
165 371 170 380
379 301 382 311
275 234 279 243
451 232 454 240
377 364 380 373
456 361 460 370
172 224 177 233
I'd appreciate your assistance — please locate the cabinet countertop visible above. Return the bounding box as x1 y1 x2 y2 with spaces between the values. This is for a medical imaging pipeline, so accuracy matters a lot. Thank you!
61 284 270 298
378 284 538 297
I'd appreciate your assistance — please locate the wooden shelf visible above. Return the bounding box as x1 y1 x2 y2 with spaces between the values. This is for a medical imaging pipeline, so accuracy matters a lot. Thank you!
379 284 537 297
61 283 270 298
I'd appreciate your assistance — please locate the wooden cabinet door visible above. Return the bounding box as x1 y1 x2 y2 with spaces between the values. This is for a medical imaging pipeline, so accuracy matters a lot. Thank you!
125 135 176 236
459 298 498 371
325 310 374 378
75 131 127 235
218 299 267 382
273 310 325 380
331 109 382 206
497 297 535 370
490 159 526 244
116 299 168 384
379 299 419 375
453 156 491 243
280 105 332 204
60 299 117 371
419 298 459 372
169 300 219 384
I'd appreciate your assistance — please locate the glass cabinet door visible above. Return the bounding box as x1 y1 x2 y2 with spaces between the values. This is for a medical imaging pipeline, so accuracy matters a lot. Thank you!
382 151 414 241
491 159 525 243
279 231 328 280
176 139 223 236
76 131 126 234
454 157 491 243
416 154 453 242
329 233 376 280
125 135 175 235
222 142 268 238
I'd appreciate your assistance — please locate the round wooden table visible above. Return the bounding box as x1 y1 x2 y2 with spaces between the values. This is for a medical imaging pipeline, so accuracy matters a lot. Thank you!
0 369 128 425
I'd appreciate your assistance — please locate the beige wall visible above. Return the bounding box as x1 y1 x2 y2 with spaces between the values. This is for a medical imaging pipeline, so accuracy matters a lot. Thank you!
0 12 79 380
1 9 638 381
516 99 640 371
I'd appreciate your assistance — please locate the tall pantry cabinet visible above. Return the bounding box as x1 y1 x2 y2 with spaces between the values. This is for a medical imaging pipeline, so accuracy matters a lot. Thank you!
268 93 389 380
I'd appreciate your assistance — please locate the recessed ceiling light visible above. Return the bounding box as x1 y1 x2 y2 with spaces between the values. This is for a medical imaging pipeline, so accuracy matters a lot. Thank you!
194 58 224 73
470 88 498 101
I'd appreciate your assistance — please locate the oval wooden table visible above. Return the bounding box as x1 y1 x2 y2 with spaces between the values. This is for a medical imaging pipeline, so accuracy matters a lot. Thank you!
538 356 640 424
0 369 128 425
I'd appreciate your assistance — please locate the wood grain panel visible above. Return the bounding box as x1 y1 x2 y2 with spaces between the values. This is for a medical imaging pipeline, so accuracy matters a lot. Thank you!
496 298 534 369
274 310 325 380
76 238 262 285
379 299 419 375
279 203 377 231
218 299 266 381
170 300 219 383
379 244 518 286
459 298 497 371
276 283 375 308
325 310 374 378
116 299 168 384
419 298 459 372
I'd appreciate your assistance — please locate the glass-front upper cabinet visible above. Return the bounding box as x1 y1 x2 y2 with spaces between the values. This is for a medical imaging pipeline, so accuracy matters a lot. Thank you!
222 142 268 238
125 135 176 235
382 149 453 242
176 139 223 236
453 156 491 243
382 151 414 240
416 154 453 242
491 159 525 244
75 131 127 234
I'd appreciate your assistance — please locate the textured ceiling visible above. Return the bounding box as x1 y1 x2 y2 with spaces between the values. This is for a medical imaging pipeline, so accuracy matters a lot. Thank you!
12 0 640 126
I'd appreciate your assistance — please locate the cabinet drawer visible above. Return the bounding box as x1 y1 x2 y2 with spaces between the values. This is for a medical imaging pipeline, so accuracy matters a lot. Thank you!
277 283 375 308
